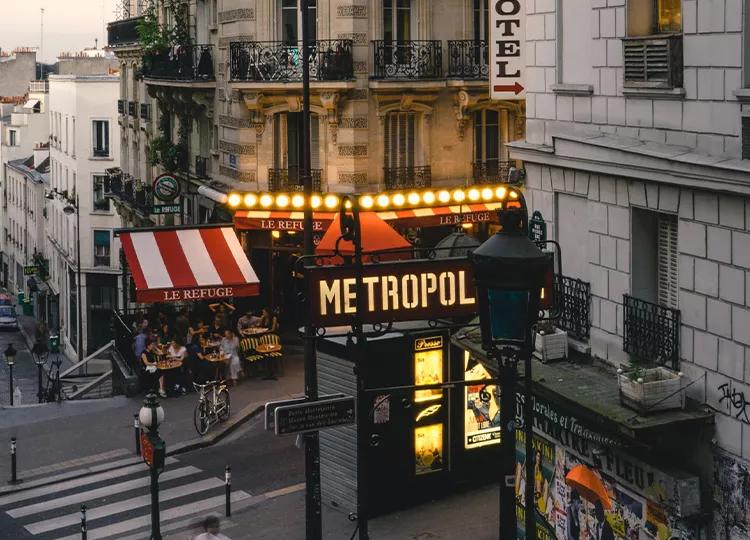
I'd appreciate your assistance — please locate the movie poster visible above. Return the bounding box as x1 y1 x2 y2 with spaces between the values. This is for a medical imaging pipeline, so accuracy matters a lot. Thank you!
516 431 557 540
464 351 501 449
414 345 443 403
414 423 443 475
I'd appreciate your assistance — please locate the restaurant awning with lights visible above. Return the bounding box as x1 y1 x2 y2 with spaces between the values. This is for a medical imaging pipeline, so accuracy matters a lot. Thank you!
233 203 502 231
316 212 412 261
118 225 260 303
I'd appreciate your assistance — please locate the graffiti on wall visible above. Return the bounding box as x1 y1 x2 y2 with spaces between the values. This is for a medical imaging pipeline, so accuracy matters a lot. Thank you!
718 380 750 424
714 451 750 540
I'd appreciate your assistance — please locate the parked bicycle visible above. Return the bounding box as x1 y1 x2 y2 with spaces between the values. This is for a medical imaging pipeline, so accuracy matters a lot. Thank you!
193 380 230 435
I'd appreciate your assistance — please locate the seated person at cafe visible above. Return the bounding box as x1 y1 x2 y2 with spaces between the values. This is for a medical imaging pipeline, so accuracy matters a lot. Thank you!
222 329 241 385
237 310 261 335
140 338 167 398
209 301 235 330
167 337 188 396
209 315 227 340
158 322 172 345
260 307 279 333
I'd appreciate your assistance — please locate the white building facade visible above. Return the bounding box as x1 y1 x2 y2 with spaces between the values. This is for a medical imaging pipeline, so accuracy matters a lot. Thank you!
514 1 750 538
48 75 122 360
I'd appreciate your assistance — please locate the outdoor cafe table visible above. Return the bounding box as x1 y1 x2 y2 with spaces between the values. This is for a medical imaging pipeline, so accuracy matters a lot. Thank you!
240 327 269 337
204 352 228 380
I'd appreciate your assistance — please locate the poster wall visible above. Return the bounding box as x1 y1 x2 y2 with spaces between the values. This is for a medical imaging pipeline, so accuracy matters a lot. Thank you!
464 352 502 449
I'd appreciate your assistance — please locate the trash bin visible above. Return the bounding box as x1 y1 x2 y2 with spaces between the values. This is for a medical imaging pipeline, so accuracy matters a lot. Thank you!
49 334 60 353
17 292 24 304
22 301 32 317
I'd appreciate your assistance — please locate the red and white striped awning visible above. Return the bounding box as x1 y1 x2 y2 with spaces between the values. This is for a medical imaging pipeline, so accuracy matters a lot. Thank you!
119 226 260 303
233 203 502 231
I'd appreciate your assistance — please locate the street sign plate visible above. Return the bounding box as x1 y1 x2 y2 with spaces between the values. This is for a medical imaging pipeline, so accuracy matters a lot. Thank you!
23 266 37 275
140 430 165 471
265 394 346 431
151 204 182 215
490 0 526 100
528 210 547 242
274 396 355 436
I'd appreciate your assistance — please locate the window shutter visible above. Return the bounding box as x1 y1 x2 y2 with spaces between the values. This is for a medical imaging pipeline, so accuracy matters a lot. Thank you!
94 230 110 247
657 213 678 309
742 116 750 160
406 113 415 168
310 116 320 170
384 114 393 168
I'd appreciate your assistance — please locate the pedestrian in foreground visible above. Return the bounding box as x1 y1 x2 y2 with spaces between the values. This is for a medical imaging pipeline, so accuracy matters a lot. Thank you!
193 515 231 540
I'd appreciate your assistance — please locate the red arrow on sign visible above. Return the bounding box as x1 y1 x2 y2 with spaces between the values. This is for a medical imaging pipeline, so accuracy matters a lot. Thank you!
493 82 525 95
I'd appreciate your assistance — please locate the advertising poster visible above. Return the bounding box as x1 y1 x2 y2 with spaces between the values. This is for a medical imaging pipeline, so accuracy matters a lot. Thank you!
414 339 443 403
414 423 443 475
516 430 557 540
464 352 501 449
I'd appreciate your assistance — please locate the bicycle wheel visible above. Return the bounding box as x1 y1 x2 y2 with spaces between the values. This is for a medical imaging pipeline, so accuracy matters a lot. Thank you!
217 389 230 422
194 400 210 435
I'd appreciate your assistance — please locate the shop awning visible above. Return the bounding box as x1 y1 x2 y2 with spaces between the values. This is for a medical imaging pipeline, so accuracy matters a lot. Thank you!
23 99 39 110
119 225 260 303
233 203 502 231
316 212 412 261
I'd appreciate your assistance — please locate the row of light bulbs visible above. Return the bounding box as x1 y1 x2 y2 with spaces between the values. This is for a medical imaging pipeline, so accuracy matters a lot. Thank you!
226 185 520 211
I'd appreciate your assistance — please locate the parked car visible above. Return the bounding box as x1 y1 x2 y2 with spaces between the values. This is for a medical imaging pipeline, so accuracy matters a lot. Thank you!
0 293 12 306
0 305 19 330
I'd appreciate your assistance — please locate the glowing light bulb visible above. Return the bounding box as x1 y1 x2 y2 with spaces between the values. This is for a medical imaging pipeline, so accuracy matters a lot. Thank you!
438 190 451 204
311 195 322 209
467 188 480 201
260 194 273 208
276 194 290 208
509 190 519 199
271 230 281 239
495 186 507 199
407 192 420 205
422 191 435 204
243 193 257 207
324 194 339 209
228 193 241 207
291 194 305 208
392 193 406 206
376 194 389 208
481 188 493 201
453 189 466 203
360 195 374 209
461 222 473 229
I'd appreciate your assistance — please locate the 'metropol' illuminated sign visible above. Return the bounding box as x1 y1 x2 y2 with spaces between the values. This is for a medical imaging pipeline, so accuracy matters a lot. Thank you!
308 259 477 326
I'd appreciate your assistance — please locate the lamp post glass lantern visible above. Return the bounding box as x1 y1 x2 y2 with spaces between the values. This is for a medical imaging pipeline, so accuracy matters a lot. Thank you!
470 202 554 540
5 343 16 407
32 342 48 403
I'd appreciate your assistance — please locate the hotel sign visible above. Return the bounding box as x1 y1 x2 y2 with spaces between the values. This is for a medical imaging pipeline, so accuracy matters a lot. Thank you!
308 258 477 326
490 0 526 100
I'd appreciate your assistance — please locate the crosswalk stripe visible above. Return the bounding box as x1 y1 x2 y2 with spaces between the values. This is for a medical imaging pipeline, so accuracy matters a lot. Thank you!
114 516 238 540
53 491 252 540
9 466 200 519
25 477 224 535
0 457 179 507
19 449 130 479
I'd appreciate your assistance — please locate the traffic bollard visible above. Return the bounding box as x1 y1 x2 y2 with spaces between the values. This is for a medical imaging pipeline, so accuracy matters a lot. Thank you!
134 414 140 455
80 504 87 540
10 437 17 484
225 465 231 517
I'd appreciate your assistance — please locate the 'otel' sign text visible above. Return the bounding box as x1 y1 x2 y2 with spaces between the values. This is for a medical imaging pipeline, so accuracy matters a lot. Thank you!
490 0 526 100
308 258 477 326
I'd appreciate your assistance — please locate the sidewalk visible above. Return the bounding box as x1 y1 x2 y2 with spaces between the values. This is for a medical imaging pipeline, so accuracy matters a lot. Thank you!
0 348 304 485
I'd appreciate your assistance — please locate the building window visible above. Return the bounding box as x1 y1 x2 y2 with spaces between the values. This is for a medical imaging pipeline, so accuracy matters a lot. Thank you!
384 0 412 42
8 130 17 146
627 0 681 36
92 120 110 157
743 117 750 160
280 0 316 44
474 109 504 163
384 112 415 170
273 112 320 172
631 209 678 308
472 0 489 42
93 175 109 211
93 230 111 267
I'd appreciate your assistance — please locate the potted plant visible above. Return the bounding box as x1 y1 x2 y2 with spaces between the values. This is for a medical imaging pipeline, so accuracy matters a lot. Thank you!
618 358 684 414
534 320 568 363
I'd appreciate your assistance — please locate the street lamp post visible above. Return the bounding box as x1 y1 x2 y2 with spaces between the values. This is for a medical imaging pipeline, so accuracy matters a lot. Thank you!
470 202 553 540
63 196 83 363
32 342 49 403
139 392 165 540
5 344 16 407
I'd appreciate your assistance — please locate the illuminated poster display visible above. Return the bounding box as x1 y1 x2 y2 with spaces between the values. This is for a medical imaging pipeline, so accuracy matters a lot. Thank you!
415 424 444 475
464 351 501 449
414 336 443 403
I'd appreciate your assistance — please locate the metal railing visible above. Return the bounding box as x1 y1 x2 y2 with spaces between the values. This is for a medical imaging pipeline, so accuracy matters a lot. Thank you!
140 103 151 121
554 275 591 341
104 170 152 215
268 167 322 192
623 34 683 89
623 294 680 370
372 40 443 79
229 39 354 82
117 99 126 115
472 159 513 184
128 101 137 117
383 166 432 190
195 156 209 178
447 40 488 79
29 80 49 93
107 16 144 48
142 44 215 82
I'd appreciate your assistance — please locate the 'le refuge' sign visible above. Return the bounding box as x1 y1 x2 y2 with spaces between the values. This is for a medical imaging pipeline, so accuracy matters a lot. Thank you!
308 258 477 326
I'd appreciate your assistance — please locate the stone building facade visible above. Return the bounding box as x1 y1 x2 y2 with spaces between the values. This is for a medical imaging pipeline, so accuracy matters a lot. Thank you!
514 0 750 538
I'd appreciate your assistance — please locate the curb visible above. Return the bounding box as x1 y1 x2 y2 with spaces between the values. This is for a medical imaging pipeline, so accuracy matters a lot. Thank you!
0 394 291 496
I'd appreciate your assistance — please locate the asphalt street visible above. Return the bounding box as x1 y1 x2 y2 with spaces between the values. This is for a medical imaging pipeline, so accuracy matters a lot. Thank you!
0 414 304 539
0 327 45 407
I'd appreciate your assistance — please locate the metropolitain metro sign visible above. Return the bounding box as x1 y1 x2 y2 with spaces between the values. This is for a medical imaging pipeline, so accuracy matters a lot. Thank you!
307 258 477 326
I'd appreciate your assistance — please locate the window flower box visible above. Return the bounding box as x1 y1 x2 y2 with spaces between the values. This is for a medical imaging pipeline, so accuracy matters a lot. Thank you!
534 327 568 363
618 366 684 414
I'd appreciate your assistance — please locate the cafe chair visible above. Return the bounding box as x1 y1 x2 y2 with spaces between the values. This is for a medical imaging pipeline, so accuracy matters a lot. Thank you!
257 333 284 376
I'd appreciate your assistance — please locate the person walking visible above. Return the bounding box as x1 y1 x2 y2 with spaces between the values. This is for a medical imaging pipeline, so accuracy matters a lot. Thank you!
193 515 231 540
221 329 241 385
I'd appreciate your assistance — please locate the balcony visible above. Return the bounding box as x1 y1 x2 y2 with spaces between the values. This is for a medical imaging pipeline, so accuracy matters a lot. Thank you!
447 40 488 80
230 40 354 82
128 101 137 117
268 167 322 192
623 34 683 89
104 169 153 216
29 80 49 93
383 166 431 190
117 99 126 115
372 41 443 80
472 159 512 185
140 103 151 121
94 255 111 267
195 156 209 178
142 45 215 82
554 275 591 341
623 294 680 370
107 16 144 48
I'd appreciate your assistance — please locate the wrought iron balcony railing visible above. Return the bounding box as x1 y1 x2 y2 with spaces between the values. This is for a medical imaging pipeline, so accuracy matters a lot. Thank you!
229 40 354 82
128 101 137 117
383 166 432 190
104 170 152 215
447 40 488 79
117 99 126 115
195 156 209 178
554 275 591 341
268 167 322 192
623 34 683 89
142 44 215 82
623 294 680 370
472 159 512 184
107 16 144 48
372 41 443 79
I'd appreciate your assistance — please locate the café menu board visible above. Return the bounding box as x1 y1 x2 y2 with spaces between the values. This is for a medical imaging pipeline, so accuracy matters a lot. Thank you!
464 351 502 449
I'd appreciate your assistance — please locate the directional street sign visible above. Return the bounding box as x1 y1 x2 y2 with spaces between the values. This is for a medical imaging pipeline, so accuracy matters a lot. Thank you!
265 394 346 431
151 204 182 215
274 396 355 436
490 0 526 100
23 266 37 276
